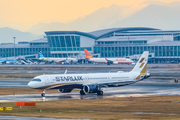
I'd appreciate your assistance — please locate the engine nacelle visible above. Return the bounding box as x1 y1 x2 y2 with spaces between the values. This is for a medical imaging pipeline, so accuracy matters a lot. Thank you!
83 85 99 94
107 61 113 65
58 89 73 93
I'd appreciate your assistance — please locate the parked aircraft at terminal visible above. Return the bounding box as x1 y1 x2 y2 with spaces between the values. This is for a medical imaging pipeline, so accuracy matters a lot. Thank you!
38 52 78 64
84 49 135 65
28 51 150 97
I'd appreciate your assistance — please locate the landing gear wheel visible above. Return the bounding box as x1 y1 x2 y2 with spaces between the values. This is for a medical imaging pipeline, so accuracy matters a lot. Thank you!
41 93 45 97
97 91 103 95
80 90 86 95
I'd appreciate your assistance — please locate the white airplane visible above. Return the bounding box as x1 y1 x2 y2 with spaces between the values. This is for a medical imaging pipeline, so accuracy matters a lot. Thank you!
28 51 150 97
84 49 134 65
38 52 78 64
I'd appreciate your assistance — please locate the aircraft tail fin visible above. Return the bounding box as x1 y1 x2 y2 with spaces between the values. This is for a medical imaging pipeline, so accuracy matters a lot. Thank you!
131 51 149 76
84 49 95 59
39 51 44 58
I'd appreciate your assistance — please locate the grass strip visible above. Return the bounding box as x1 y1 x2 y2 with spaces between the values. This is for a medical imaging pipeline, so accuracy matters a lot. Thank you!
0 96 180 119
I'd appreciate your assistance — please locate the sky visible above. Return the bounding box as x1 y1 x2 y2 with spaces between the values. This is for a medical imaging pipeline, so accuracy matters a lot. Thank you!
0 0 179 31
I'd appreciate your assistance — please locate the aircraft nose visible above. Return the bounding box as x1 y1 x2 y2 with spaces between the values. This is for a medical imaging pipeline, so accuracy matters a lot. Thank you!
27 82 33 88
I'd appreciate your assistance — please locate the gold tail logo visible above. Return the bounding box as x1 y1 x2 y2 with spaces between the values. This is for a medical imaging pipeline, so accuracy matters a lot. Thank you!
135 57 147 80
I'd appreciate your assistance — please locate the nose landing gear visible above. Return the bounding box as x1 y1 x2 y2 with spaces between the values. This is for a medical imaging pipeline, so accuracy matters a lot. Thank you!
41 89 45 97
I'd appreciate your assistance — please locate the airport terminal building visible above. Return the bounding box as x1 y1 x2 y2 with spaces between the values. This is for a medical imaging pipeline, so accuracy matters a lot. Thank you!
0 38 51 59
1 27 180 63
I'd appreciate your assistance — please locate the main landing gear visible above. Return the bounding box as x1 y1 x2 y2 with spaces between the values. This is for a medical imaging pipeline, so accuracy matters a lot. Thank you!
41 89 45 97
80 85 104 95
97 90 103 95
80 89 86 95
79 89 103 96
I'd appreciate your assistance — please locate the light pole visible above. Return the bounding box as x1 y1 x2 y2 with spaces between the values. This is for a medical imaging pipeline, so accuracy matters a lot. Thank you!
127 34 129 57
13 37 16 58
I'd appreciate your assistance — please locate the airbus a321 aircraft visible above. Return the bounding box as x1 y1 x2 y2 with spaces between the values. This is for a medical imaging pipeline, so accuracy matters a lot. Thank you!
84 49 134 65
28 51 149 97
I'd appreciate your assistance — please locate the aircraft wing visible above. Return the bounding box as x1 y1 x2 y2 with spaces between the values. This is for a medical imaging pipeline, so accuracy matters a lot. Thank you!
47 84 83 90
0 59 7 64
95 80 136 87
105 57 113 65
0 60 7 64
47 80 137 90
83 80 136 87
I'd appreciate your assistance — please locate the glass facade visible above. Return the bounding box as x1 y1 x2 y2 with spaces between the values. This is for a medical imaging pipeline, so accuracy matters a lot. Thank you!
97 41 147 45
30 43 48 46
174 36 180 41
47 35 92 57
0 47 50 58
47 35 90 52
94 45 180 58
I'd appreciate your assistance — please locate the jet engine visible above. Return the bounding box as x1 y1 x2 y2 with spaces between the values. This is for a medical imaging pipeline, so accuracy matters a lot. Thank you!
107 61 113 65
58 89 73 93
107 61 118 65
81 85 99 94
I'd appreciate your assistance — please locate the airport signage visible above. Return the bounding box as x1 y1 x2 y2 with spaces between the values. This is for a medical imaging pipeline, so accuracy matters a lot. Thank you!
0 107 13 111
16 102 36 106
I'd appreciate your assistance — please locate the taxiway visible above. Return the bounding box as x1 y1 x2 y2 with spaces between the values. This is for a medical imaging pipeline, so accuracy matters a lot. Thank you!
0 77 180 102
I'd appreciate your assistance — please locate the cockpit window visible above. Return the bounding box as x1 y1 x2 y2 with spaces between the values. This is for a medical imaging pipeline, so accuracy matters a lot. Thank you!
32 79 41 82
